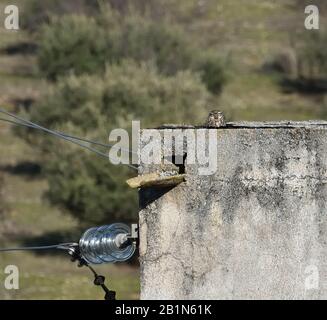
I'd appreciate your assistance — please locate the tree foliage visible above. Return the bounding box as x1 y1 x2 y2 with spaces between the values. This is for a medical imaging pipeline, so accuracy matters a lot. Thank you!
28 61 212 225
22 0 99 31
297 32 327 79
22 4 226 225
37 8 226 93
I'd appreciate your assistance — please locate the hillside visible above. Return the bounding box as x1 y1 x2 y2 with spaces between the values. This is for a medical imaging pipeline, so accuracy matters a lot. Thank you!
0 0 326 299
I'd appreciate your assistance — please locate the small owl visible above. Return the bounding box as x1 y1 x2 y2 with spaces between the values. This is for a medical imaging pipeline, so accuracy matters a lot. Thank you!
206 110 226 128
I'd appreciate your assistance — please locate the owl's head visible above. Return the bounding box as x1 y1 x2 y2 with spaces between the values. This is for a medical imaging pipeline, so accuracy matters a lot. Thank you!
208 110 224 120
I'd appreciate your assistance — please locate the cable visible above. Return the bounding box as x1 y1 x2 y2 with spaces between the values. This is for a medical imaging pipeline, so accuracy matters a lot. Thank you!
68 246 117 300
0 108 138 170
0 109 107 160
0 117 135 154
0 243 78 252
0 241 117 300
0 109 133 162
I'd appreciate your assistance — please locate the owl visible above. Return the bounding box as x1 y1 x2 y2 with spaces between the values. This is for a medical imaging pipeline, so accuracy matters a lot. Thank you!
206 110 226 128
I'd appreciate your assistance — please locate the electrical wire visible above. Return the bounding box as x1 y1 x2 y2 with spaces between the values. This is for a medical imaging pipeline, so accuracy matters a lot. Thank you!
0 243 78 252
0 242 117 300
0 117 135 154
0 108 138 170
0 109 132 162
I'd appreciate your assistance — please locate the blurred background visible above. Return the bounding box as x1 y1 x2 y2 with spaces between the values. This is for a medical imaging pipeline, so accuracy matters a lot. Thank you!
0 0 327 299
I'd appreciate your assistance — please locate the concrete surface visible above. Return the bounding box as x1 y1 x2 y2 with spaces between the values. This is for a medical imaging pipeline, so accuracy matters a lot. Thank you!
138 124 327 299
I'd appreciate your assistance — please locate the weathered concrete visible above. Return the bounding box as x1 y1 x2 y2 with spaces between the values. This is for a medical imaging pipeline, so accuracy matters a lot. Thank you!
138 123 327 299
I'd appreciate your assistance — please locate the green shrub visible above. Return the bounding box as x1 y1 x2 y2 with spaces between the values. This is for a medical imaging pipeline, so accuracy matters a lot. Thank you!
28 61 211 225
22 0 99 31
37 11 195 79
37 9 227 93
44 150 137 225
38 15 109 80
297 32 327 79
109 15 194 76
195 53 227 94
23 0 157 31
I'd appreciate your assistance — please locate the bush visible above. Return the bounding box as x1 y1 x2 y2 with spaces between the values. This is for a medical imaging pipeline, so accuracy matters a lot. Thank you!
44 150 137 225
23 0 157 31
111 15 194 76
267 32 327 94
263 49 298 78
37 11 194 79
195 53 227 94
22 0 99 31
297 32 327 79
28 61 211 225
37 8 227 93
38 15 109 80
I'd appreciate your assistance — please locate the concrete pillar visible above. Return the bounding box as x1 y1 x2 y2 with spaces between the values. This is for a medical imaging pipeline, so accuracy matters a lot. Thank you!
138 122 327 299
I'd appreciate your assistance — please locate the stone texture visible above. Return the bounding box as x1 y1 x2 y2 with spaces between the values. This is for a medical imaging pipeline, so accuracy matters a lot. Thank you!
139 125 327 299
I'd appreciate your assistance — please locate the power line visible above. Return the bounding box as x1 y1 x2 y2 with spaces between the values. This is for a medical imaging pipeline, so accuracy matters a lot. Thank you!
0 108 138 170
0 243 78 252
0 118 137 154
0 241 118 300
0 117 136 154
0 117 135 154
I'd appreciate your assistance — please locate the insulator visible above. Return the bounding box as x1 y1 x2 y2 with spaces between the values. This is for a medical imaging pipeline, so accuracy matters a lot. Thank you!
79 223 136 264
